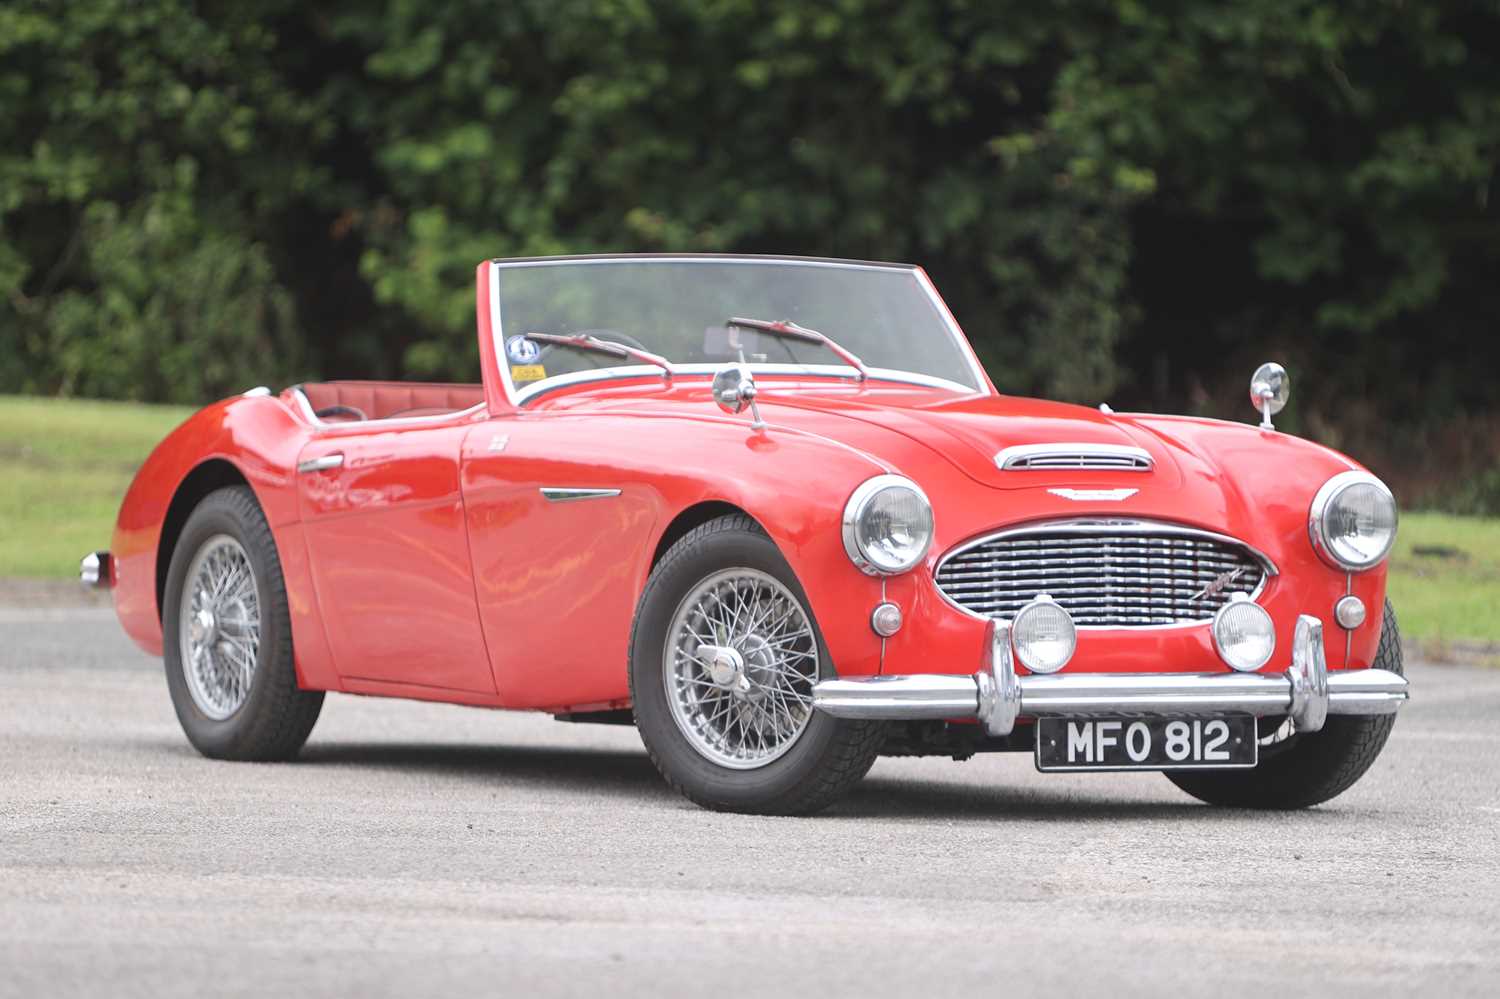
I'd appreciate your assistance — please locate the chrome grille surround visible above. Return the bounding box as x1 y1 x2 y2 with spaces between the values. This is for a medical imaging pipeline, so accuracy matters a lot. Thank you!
994 443 1153 472
934 519 1276 628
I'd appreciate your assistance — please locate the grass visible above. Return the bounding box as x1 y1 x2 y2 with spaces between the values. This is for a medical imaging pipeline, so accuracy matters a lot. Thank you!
1386 512 1500 659
1 393 1496 656
0 395 193 577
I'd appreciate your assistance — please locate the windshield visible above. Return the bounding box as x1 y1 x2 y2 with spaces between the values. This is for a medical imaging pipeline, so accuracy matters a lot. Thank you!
491 257 984 398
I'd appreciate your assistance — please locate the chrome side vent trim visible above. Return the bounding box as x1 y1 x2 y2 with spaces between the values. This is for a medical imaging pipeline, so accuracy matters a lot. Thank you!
540 487 622 503
995 443 1153 472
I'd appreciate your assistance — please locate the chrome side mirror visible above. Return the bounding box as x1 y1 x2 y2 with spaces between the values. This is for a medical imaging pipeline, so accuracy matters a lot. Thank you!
1249 362 1289 431
711 364 765 429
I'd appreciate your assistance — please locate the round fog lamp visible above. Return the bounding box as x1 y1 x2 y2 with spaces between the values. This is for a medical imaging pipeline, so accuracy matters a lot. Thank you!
1212 594 1276 673
1011 595 1076 674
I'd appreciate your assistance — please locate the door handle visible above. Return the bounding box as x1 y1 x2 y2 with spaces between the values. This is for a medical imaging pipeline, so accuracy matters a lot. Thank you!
297 453 345 474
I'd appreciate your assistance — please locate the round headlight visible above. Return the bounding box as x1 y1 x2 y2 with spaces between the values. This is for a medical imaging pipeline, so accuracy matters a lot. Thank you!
1011 595 1077 674
842 475 934 575
1212 594 1276 673
1309 471 1397 571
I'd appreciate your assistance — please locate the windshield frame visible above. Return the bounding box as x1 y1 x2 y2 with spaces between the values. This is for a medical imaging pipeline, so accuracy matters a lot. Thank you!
485 254 992 405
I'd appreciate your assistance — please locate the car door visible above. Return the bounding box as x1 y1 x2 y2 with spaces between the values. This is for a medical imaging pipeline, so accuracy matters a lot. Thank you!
459 413 661 710
296 419 496 694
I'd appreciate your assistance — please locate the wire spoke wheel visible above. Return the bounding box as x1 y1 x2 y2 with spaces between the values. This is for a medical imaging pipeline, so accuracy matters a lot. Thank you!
178 534 260 721
663 568 818 769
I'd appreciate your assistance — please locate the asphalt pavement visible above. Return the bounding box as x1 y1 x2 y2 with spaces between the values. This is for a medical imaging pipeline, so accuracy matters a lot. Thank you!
2 602 1498 997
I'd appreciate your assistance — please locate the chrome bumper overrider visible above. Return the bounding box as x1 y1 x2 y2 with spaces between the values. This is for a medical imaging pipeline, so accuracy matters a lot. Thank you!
812 615 1408 738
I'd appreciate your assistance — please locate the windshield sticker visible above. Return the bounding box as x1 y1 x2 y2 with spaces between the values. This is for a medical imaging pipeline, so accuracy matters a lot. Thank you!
510 364 547 384
506 335 541 364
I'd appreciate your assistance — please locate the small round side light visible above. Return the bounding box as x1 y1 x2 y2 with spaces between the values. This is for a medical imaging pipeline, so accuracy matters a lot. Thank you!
870 602 903 638
1334 595 1367 630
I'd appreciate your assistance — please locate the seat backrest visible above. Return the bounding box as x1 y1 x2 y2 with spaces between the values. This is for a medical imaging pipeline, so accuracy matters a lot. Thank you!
297 381 485 421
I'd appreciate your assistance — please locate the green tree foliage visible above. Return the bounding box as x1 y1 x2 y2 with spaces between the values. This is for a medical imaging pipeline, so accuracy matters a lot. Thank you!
2 1 1497 475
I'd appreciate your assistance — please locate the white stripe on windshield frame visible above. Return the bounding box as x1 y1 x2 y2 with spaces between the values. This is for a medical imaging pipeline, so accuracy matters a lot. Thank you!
487 255 993 407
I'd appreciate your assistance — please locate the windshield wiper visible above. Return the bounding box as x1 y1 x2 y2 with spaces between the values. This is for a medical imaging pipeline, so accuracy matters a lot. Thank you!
726 316 869 381
524 331 676 380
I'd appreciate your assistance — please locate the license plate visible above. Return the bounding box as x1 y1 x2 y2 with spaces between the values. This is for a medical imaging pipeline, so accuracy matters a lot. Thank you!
1035 715 1258 772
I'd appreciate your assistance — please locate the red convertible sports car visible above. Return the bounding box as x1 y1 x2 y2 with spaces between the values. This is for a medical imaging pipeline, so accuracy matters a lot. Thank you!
87 254 1408 814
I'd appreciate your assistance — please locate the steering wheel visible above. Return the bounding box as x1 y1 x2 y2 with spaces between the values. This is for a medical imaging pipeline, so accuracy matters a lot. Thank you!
534 329 651 368
315 404 366 422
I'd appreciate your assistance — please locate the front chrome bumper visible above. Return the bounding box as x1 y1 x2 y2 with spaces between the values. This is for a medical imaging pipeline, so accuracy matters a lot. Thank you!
812 615 1408 738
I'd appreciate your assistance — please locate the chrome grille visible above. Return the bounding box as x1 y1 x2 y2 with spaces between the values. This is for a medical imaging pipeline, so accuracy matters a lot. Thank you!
935 521 1269 627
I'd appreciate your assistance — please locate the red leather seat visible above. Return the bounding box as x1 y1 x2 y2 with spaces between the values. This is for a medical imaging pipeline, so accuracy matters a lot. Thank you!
296 381 484 421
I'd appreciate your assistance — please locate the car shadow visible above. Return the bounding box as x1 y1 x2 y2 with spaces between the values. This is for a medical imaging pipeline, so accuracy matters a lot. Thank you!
296 741 675 796
289 741 1342 822
145 738 1351 822
833 775 1222 821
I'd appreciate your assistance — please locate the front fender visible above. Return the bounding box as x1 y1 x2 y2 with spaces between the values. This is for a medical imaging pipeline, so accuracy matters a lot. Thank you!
647 421 905 679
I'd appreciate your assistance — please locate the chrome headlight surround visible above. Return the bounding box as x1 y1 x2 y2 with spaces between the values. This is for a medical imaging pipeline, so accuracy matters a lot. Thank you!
1309 471 1398 572
841 474 935 575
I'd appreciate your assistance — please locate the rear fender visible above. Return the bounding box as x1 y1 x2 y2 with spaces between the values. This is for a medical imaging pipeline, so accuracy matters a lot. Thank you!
111 395 338 690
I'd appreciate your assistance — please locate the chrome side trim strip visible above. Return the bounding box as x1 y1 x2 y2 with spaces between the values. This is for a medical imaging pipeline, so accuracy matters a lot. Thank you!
540 487 622 503
994 442 1153 471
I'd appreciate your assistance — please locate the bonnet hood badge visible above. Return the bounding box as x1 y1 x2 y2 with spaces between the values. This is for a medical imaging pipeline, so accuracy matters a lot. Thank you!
1047 487 1139 501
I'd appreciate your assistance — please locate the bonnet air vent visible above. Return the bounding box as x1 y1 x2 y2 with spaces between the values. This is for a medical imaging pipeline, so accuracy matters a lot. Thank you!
994 443 1153 472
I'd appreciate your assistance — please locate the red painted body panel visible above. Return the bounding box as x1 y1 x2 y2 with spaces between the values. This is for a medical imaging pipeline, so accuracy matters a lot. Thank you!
459 405 889 710
296 417 496 693
110 395 307 651
109 260 1390 720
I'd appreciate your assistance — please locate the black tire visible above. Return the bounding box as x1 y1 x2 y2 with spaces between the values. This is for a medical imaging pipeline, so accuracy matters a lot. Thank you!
1167 600 1403 809
630 514 885 815
162 486 323 760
